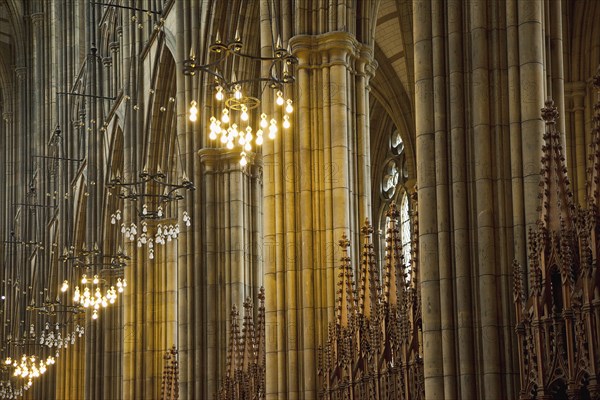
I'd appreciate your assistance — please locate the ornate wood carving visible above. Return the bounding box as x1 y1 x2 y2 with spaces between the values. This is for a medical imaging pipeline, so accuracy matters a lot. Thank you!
318 197 424 399
161 346 180 400
217 288 266 400
514 72 600 400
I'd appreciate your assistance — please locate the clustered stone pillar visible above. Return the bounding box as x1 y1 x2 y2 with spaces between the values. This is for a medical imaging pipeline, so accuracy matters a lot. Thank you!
198 148 263 397
413 0 550 398
568 81 589 206
263 31 374 399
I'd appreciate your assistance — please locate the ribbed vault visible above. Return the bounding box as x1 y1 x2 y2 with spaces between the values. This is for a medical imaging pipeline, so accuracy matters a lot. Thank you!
567 0 600 82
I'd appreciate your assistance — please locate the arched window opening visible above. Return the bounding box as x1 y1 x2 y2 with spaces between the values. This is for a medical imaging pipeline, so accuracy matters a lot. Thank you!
400 191 411 280
377 127 411 282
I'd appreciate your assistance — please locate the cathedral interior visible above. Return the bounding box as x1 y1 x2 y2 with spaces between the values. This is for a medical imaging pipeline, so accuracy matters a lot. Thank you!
0 0 599 399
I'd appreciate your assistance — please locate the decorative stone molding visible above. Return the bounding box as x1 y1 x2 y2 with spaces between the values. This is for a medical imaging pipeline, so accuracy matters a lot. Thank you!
30 12 44 26
109 41 120 53
289 31 376 76
14 66 27 81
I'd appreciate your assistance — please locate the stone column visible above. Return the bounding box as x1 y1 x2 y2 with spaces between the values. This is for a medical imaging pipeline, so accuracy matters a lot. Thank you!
413 1 444 398
412 0 550 398
2 112 12 246
518 0 545 239
263 30 374 400
569 82 588 206
198 148 263 397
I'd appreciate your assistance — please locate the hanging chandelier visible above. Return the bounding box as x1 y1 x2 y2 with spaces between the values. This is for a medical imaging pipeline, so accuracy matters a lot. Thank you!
183 30 297 166
107 168 194 260
59 243 129 320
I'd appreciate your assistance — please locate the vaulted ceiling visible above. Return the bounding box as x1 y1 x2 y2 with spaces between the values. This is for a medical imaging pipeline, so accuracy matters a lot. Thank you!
0 0 23 105
370 0 415 212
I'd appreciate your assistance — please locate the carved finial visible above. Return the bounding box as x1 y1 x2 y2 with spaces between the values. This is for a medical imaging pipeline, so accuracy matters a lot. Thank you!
541 99 559 123
383 202 403 307
338 233 350 248
539 98 575 231
361 218 373 236
513 260 524 307
358 219 380 319
386 201 399 219
336 233 356 327
587 71 600 207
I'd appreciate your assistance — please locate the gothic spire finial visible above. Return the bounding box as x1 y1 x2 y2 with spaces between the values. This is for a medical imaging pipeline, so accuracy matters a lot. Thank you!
225 305 240 378
336 233 356 327
358 219 380 319
538 99 575 232
383 203 403 307
587 69 600 207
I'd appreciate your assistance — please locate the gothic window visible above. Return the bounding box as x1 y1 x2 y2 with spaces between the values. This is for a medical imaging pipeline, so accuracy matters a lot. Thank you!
399 190 412 278
379 128 411 279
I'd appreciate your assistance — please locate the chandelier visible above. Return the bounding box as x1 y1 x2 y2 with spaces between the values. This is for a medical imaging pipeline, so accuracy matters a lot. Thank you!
59 243 129 320
107 168 195 260
183 31 297 166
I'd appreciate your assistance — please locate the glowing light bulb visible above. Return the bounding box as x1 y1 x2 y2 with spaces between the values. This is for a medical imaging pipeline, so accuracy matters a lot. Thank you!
283 115 291 129
260 113 268 128
215 86 224 101
60 280 69 292
244 142 252 152
240 153 248 167
276 90 284 106
92 310 98 320
226 140 234 150
241 106 249 121
81 275 87 285
221 109 230 124
234 85 242 100
269 119 278 139
209 131 217 140
189 100 198 122
256 133 264 146
286 99 293 113
93 275 99 285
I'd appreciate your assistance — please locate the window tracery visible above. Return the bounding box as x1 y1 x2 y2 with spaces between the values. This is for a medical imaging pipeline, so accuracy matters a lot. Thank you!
379 128 412 279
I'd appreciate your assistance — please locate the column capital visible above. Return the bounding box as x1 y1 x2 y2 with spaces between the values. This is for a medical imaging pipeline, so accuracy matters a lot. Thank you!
198 147 262 177
109 41 120 53
30 12 44 26
14 66 27 80
289 31 373 67
2 112 12 122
